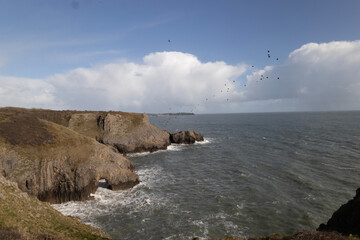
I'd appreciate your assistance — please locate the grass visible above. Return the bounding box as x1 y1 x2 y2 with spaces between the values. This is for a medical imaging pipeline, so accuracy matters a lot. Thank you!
0 175 111 240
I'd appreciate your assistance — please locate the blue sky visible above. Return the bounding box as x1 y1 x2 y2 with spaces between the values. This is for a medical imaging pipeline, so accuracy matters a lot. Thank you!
1 0 360 113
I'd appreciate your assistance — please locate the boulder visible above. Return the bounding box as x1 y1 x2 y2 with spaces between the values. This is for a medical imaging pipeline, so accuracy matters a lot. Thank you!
170 130 204 144
317 188 360 236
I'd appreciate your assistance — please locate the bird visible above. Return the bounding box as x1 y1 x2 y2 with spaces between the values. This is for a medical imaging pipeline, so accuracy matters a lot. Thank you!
252 65 254 67
277 77 280 79
168 40 171 43
276 58 279 60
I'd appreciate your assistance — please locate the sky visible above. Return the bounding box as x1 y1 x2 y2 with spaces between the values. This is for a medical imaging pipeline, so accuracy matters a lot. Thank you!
1 0 360 113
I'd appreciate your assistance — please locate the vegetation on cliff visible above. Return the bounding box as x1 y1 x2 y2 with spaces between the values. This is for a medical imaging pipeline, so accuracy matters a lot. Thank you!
0 175 111 240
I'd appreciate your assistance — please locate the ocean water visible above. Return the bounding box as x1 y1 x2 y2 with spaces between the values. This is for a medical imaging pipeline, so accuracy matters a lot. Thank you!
53 112 360 240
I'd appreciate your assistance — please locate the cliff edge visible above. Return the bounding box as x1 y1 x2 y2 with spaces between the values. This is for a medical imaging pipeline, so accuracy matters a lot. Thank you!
318 188 360 236
0 109 139 203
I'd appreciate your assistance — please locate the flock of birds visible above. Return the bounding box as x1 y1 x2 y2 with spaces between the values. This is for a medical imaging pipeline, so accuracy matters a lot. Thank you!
160 41 282 128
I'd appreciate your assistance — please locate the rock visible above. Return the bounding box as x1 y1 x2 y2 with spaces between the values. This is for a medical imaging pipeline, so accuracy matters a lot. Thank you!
317 188 360 236
0 109 139 204
170 130 204 144
102 113 171 154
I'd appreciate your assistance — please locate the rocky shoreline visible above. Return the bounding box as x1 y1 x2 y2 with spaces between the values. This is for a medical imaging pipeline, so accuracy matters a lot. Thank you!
0 107 204 204
0 107 359 239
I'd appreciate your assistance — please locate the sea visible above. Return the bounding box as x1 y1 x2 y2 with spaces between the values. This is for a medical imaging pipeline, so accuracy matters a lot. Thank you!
52 111 360 240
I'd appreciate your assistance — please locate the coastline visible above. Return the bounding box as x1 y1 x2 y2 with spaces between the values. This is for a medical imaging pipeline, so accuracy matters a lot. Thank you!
0 108 359 239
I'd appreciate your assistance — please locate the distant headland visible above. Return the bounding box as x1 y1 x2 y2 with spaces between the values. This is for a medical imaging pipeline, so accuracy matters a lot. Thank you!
147 112 195 116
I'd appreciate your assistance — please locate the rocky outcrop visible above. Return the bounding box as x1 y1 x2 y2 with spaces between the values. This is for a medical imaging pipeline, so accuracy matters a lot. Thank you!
317 188 360 236
170 130 204 144
0 109 139 204
0 175 111 239
101 113 170 154
0 108 205 154
1 107 171 154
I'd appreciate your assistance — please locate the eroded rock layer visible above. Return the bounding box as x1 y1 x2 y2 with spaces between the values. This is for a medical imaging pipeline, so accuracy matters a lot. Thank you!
0 109 139 204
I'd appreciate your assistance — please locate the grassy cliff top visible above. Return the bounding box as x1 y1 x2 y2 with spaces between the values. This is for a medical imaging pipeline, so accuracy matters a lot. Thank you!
0 175 111 240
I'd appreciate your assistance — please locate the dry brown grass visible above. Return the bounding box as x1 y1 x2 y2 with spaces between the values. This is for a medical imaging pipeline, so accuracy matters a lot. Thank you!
0 111 56 146
0 176 111 240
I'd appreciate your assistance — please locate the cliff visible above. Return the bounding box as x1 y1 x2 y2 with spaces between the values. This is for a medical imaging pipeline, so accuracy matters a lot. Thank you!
0 108 139 204
0 175 111 240
318 188 360 236
1 107 171 154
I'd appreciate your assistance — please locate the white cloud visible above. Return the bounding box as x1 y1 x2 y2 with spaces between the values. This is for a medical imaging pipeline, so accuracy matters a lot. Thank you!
0 76 66 109
48 51 246 112
1 42 360 113
242 40 360 112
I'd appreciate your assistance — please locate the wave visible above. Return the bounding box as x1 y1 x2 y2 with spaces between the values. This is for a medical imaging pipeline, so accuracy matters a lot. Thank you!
51 166 169 228
128 138 214 158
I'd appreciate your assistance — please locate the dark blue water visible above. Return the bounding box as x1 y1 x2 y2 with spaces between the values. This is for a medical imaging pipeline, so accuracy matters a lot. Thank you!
53 111 360 240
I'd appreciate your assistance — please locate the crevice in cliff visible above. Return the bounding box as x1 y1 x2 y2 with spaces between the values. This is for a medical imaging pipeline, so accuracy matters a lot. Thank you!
98 179 111 189
96 115 106 130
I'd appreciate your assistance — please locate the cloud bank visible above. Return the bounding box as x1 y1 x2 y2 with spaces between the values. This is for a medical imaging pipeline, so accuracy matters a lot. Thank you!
241 40 360 112
1 41 360 113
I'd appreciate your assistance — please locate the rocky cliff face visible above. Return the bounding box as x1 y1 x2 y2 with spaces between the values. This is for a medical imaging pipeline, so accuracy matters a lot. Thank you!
0 108 204 204
100 112 170 153
0 109 139 204
5 108 171 154
317 188 360 236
